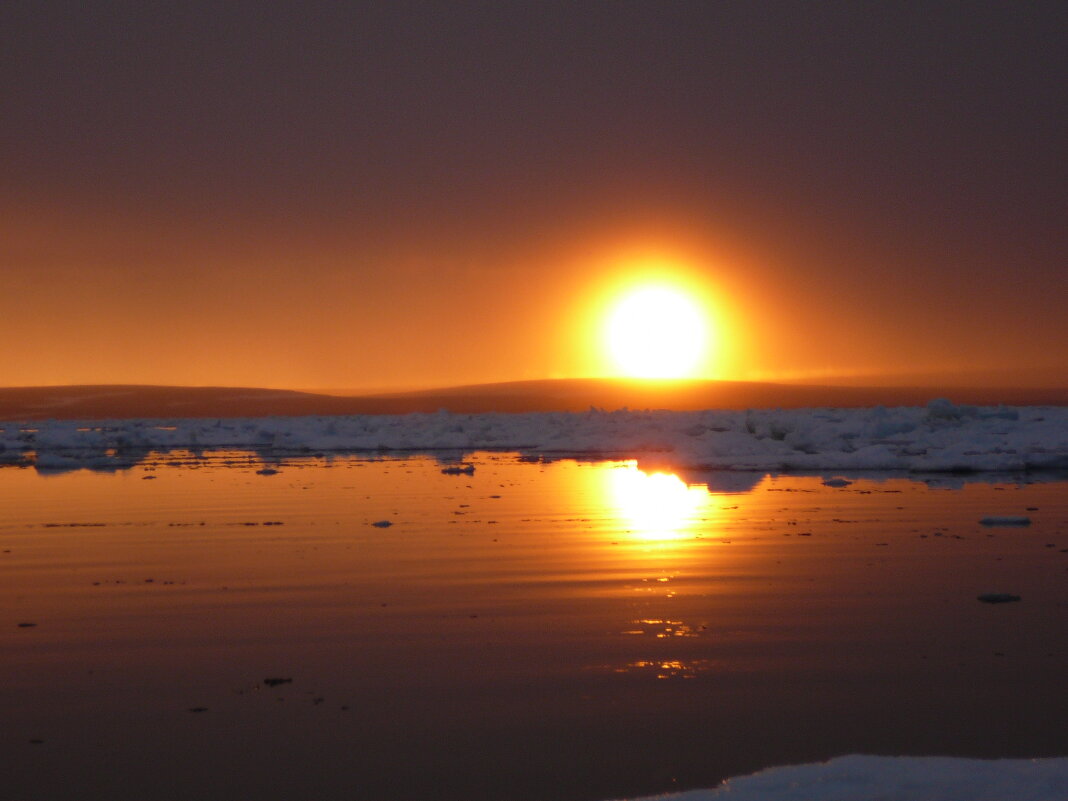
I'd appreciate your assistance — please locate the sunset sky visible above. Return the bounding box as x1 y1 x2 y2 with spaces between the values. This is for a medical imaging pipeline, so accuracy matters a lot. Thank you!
2 2 1065 391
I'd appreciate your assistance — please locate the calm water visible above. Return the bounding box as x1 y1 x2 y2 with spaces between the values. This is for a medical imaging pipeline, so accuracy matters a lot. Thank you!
2 453 1067 801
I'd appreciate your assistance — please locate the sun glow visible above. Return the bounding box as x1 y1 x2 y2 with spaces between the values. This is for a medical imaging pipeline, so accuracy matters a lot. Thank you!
605 285 709 379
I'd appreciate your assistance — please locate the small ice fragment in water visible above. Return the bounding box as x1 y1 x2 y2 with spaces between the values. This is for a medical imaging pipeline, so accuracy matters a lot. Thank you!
822 478 852 488
371 520 393 528
979 516 1031 526
977 593 1021 604
441 464 475 476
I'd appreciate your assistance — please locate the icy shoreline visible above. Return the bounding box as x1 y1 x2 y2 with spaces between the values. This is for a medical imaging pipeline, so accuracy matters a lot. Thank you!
2 399 1068 474
621 755 1068 800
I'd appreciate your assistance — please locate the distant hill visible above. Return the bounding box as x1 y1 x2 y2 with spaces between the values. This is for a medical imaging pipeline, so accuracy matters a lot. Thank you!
365 378 1068 413
784 366 1068 389
1 379 1066 421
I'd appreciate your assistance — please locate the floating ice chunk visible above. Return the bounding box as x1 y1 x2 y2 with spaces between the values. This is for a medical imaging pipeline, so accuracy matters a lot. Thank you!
822 478 852 488
977 593 1021 604
370 520 393 528
441 464 475 476
979 516 1032 526
620 754 1068 801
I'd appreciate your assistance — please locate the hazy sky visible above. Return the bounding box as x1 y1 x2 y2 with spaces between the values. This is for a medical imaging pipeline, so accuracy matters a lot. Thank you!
2 1 1066 389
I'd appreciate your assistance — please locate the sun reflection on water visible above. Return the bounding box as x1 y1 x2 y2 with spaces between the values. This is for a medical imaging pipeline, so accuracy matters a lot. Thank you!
605 462 710 541
624 619 702 638
612 659 720 679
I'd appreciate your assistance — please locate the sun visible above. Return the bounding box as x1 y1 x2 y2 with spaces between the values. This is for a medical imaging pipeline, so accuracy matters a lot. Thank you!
605 286 709 379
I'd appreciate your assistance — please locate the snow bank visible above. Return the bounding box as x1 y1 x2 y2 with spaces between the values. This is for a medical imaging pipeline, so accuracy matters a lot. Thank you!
2 400 1067 474
621 755 1068 801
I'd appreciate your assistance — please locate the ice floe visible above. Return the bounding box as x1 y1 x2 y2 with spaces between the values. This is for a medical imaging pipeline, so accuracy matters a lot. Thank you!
1 399 1067 475
621 754 1068 801
977 593 1022 604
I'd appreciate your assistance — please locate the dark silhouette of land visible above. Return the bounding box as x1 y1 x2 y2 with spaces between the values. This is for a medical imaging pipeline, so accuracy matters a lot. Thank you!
1 379 1066 421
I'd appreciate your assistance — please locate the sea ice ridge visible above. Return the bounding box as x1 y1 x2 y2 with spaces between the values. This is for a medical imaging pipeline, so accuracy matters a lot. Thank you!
1 399 1067 474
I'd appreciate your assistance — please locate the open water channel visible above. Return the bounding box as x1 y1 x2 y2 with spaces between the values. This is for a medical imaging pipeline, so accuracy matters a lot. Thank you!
2 453 1066 800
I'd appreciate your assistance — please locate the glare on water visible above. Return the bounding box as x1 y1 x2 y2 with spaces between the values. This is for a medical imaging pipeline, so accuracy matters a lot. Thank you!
606 462 716 542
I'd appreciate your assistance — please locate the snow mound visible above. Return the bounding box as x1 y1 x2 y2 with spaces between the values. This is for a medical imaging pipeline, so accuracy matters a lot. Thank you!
2 399 1068 474
622 755 1068 801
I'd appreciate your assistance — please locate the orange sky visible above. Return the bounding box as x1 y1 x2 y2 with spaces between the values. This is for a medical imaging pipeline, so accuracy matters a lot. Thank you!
4 195 1064 392
2 4 1065 391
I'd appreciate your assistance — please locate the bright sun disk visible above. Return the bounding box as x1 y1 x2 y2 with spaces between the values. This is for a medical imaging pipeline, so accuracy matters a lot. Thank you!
606 286 708 379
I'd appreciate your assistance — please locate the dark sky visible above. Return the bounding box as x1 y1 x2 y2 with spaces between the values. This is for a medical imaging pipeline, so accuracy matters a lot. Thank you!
2 1 1066 389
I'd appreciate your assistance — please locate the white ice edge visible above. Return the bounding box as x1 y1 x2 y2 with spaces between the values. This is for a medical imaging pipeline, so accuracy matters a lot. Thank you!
617 754 1068 801
2 399 1068 474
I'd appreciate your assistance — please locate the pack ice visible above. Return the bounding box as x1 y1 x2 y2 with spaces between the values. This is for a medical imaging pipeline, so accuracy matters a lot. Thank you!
2 399 1067 474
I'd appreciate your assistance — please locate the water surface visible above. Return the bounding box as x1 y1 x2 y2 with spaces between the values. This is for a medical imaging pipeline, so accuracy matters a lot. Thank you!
2 454 1066 800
